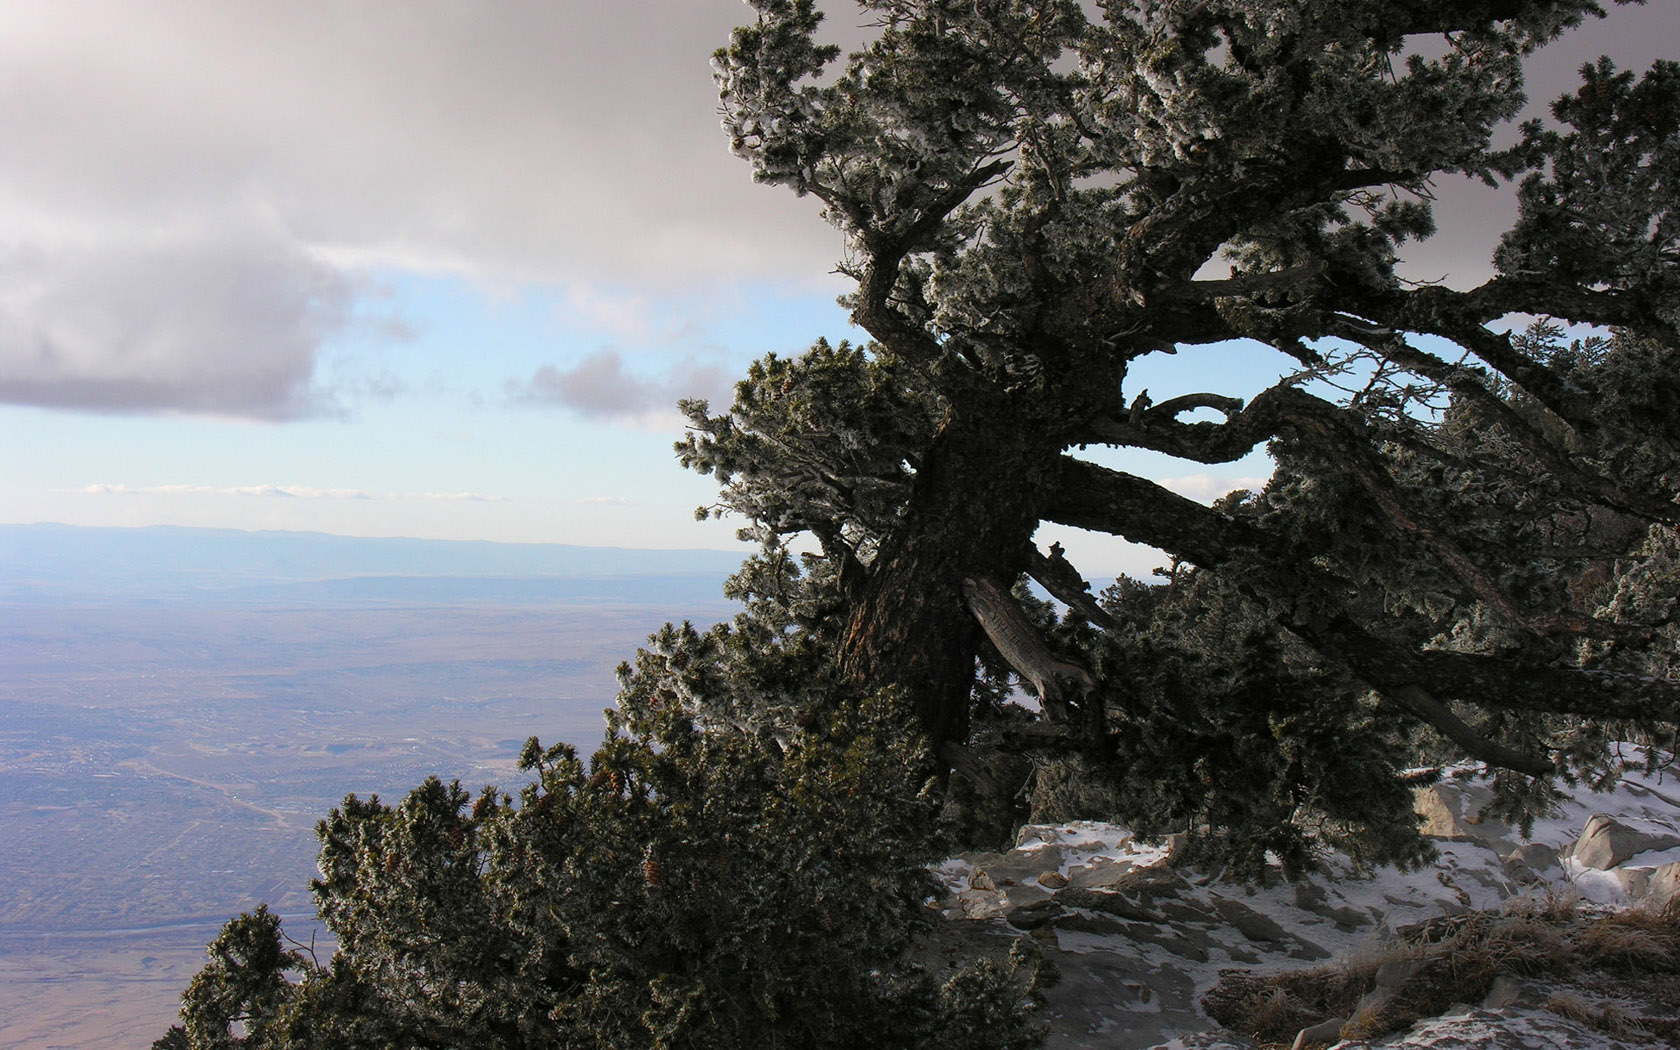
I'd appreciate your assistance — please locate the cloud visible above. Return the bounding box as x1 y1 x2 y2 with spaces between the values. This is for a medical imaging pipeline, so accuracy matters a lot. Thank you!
0 228 350 419
76 484 505 502
0 2 843 418
1158 474 1271 505
508 349 732 428
0 2 1668 417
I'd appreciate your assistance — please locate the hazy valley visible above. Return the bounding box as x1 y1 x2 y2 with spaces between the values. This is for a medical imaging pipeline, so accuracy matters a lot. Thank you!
0 525 739 1050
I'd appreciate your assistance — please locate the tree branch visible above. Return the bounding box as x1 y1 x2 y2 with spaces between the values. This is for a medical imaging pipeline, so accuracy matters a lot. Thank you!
1025 543 1126 637
1387 684 1556 778
1154 261 1329 302
1045 456 1256 565
1370 335 1680 525
1082 384 1292 462
1042 453 1645 776
961 576 1094 723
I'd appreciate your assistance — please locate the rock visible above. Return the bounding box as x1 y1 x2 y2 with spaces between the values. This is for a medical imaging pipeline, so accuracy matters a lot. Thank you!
1414 779 1518 853
1502 843 1560 887
1001 881 1054 909
1066 856 1135 889
1147 1034 1261 1050
1107 864 1191 898
1505 842 1559 873
1040 870 1070 889
1042 946 1203 1050
1374 957 1428 991
1649 861 1680 907
1290 881 1372 928
1480 975 1521 1010
959 850 1007 870
1352 984 1393 1019
1327 1007 1650 1049
1156 898 1221 926
1568 813 1680 870
1615 867 1651 900
1054 886 1163 923
1290 1016 1344 1050
1293 881 1328 908
1016 824 1066 848
974 846 1067 888
1503 861 1541 886
1122 921 1211 962
1053 866 1192 924
1480 975 1548 1011
957 889 1007 920
1207 896 1289 944
1052 910 1128 936
1004 898 1062 931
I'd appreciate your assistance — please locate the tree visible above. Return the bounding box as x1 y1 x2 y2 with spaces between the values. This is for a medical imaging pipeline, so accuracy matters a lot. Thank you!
156 688 1048 1050
684 0 1680 855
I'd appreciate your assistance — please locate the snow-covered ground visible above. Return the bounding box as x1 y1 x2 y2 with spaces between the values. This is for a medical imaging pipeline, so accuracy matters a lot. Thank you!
930 748 1680 1049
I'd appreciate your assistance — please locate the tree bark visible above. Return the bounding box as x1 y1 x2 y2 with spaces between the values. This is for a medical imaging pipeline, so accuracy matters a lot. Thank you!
836 402 1058 750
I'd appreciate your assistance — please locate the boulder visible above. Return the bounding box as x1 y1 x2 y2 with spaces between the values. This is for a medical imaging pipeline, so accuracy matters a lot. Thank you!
1003 898 1062 931
1322 1007 1649 1049
973 846 1067 888
1290 1016 1345 1050
1016 823 1083 848
1503 845 1557 885
1148 1035 1260 1050
1413 779 1518 853
1568 813 1680 870
1066 856 1135 889
1207 895 1290 944
1649 862 1680 907
1373 957 1429 991
1053 885 1164 923
1615 867 1651 900
956 889 1008 920
1479 975 1547 1011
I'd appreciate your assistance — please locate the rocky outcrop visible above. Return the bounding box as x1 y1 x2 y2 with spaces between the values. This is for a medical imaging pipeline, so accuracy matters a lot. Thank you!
1414 780 1520 856
927 757 1680 1050
1329 1007 1665 1049
1566 813 1680 871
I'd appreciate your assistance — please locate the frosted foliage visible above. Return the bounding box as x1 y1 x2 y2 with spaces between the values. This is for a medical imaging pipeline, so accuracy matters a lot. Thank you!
1498 58 1680 328
697 0 1680 858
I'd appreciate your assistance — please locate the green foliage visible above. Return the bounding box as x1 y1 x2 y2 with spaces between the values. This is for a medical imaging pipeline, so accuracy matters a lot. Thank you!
158 687 1045 1050
678 338 939 559
1033 565 1435 879
698 0 1680 870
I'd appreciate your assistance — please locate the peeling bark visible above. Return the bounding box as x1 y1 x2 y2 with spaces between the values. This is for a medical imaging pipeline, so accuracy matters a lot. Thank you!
836 404 1059 750
961 576 1095 722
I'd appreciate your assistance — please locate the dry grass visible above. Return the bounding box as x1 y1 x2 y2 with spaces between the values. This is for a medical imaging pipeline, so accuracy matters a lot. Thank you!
1203 896 1680 1046
1545 992 1643 1039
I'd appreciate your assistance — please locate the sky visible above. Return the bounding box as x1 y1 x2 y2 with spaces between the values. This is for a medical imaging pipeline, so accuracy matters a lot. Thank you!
1 1 1674 580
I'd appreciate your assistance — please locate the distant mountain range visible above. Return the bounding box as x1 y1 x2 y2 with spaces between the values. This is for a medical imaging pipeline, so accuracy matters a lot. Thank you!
0 524 747 604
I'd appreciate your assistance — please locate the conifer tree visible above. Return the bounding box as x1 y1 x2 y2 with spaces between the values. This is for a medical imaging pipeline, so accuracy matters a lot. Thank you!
156 690 1049 1049
687 0 1680 851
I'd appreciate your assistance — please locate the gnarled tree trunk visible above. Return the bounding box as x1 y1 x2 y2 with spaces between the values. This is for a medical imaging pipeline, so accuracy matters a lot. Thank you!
836 403 1058 752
